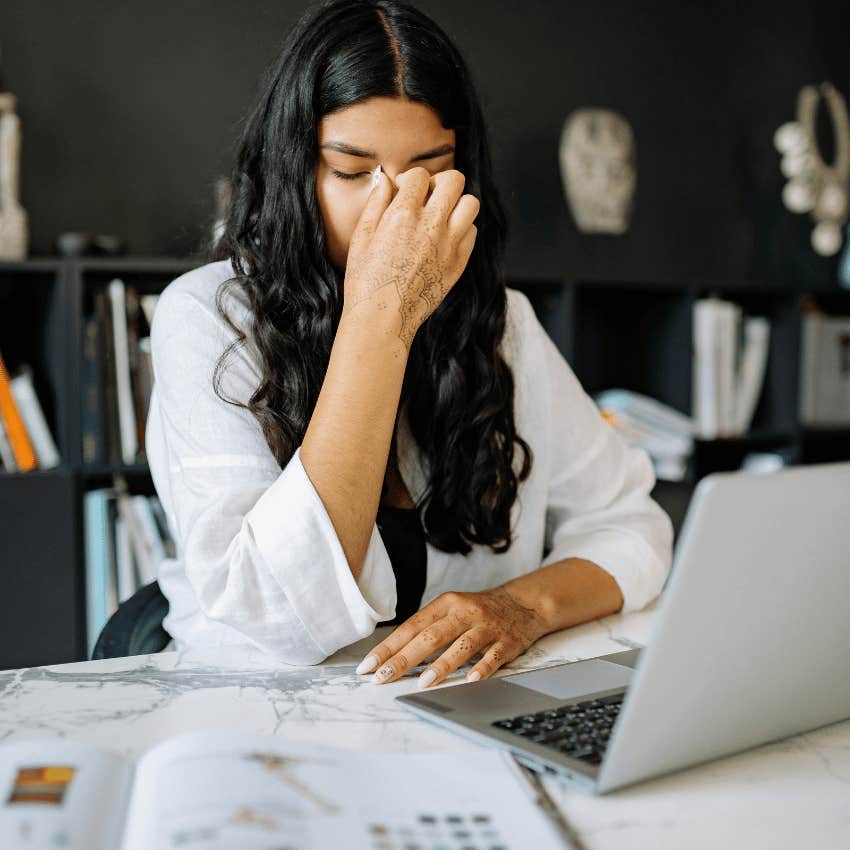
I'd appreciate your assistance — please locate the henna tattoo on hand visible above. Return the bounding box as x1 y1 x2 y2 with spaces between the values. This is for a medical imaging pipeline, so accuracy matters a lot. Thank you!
346 225 450 351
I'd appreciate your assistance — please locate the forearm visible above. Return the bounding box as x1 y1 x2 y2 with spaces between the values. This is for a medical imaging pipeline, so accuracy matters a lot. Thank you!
300 310 409 580
500 557 625 638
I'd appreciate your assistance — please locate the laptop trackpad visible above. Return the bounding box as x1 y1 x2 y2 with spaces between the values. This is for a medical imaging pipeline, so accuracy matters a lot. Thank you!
507 659 634 700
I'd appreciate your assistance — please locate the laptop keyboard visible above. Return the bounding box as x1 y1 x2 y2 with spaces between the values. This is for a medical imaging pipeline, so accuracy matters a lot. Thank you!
490 691 625 766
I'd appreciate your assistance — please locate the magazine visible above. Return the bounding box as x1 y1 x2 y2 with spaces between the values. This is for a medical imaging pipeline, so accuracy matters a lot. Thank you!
0 728 569 849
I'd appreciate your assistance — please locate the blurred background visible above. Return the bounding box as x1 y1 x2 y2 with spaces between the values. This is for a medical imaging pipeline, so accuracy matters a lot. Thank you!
0 0 848 669
0 0 847 283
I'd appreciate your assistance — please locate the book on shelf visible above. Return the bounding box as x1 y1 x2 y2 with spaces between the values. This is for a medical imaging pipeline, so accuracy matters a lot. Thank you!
0 728 569 850
799 297 850 428
83 488 113 655
83 484 176 656
10 365 60 470
692 297 770 439
0 350 60 473
81 315 104 465
108 279 138 465
84 283 160 468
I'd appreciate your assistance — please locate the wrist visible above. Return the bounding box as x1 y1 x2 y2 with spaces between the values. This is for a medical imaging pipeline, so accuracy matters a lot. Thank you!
501 557 625 637
337 304 411 362
498 579 553 642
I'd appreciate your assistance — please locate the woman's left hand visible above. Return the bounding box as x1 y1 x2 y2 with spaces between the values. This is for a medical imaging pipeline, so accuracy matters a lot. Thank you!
356 586 550 688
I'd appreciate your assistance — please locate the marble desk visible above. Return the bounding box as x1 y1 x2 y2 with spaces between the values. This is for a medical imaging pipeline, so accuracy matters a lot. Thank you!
1 603 849 850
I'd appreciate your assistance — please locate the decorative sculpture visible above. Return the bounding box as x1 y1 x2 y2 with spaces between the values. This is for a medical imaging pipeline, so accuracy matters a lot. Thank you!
559 108 636 235
774 82 850 258
0 91 28 260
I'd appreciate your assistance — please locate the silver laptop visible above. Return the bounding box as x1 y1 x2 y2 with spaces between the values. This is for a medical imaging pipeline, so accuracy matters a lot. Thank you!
397 460 850 793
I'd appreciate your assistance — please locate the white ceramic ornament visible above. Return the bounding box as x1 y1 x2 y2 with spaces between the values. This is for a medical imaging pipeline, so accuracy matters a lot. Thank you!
559 108 636 235
0 92 29 260
774 83 850 258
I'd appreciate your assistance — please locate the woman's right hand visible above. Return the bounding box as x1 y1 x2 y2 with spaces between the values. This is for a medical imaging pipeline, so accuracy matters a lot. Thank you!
341 166 480 350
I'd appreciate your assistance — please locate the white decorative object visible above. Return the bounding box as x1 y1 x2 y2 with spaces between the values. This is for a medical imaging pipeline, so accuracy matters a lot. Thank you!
211 175 231 247
0 91 28 260
559 108 636 234
774 82 850 258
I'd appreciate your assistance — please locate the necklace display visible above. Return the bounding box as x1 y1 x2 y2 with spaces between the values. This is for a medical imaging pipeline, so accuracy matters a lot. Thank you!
774 81 850 258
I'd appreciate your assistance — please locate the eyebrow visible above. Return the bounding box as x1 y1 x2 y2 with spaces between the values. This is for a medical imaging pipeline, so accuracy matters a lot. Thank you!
320 141 455 162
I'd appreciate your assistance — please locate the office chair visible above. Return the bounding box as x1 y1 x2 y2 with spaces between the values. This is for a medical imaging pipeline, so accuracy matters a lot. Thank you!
91 580 172 659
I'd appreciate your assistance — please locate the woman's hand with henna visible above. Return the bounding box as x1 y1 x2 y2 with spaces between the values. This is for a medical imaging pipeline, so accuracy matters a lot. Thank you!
341 165 480 351
355 586 550 688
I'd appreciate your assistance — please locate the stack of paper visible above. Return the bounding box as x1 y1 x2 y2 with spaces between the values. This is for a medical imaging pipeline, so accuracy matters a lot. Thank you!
692 297 771 439
594 389 696 482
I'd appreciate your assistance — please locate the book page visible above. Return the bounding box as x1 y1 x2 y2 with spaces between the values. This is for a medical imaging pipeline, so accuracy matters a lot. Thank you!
121 728 564 849
0 737 132 850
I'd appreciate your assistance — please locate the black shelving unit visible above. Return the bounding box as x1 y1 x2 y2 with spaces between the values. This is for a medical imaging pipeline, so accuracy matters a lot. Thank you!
1 257 197 670
2 258 849 670
514 277 850 546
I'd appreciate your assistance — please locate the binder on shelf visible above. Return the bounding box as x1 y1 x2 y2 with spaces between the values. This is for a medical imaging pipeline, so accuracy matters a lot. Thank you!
0 415 15 471
734 317 771 435
692 298 721 439
692 296 771 439
10 365 60 469
125 286 150 462
0 350 37 472
799 298 850 427
137 337 154 431
111 476 174 587
105 494 120 617
85 481 177 651
716 300 741 435
108 279 139 465
95 289 122 466
86 281 155 469
114 515 139 604
81 314 105 465
131 494 167 585
84 487 115 657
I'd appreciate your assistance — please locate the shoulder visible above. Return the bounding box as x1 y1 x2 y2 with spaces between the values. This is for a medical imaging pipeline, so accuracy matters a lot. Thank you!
150 259 263 387
151 258 254 353
502 286 542 364
505 286 535 327
155 258 247 324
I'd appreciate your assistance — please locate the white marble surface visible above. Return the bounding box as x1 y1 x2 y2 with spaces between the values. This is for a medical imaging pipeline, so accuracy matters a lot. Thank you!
2 603 849 849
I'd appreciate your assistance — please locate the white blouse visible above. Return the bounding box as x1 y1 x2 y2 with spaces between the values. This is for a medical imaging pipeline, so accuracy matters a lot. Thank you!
146 259 674 665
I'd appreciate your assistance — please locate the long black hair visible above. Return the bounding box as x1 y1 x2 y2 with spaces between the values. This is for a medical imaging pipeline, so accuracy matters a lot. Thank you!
211 0 532 555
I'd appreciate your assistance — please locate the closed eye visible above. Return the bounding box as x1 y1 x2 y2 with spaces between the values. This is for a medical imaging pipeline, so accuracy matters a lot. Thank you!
331 169 368 181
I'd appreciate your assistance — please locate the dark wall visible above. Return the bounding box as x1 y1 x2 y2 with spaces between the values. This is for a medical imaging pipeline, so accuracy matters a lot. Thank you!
1 0 847 287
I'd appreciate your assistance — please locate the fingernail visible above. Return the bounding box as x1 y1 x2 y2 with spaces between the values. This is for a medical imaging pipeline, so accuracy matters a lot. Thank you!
356 654 379 675
370 164 382 190
372 663 394 684
418 669 437 689
466 670 481 683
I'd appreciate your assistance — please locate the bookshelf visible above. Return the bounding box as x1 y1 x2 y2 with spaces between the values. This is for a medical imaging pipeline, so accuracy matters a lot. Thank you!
2 257 849 671
1 257 197 671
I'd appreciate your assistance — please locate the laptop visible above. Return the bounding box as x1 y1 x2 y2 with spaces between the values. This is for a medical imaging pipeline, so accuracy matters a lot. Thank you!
396 460 850 793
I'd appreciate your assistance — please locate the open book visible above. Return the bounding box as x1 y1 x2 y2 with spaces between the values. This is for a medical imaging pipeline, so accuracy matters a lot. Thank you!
0 728 569 849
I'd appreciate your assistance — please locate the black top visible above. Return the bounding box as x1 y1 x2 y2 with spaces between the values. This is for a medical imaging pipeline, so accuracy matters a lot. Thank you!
374 503 427 627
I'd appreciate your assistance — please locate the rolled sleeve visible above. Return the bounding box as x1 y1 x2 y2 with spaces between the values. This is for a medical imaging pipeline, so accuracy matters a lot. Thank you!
528 298 674 612
247 445 397 654
150 284 397 664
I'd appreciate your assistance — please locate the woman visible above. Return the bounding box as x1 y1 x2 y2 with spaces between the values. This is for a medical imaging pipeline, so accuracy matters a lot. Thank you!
146 0 673 688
